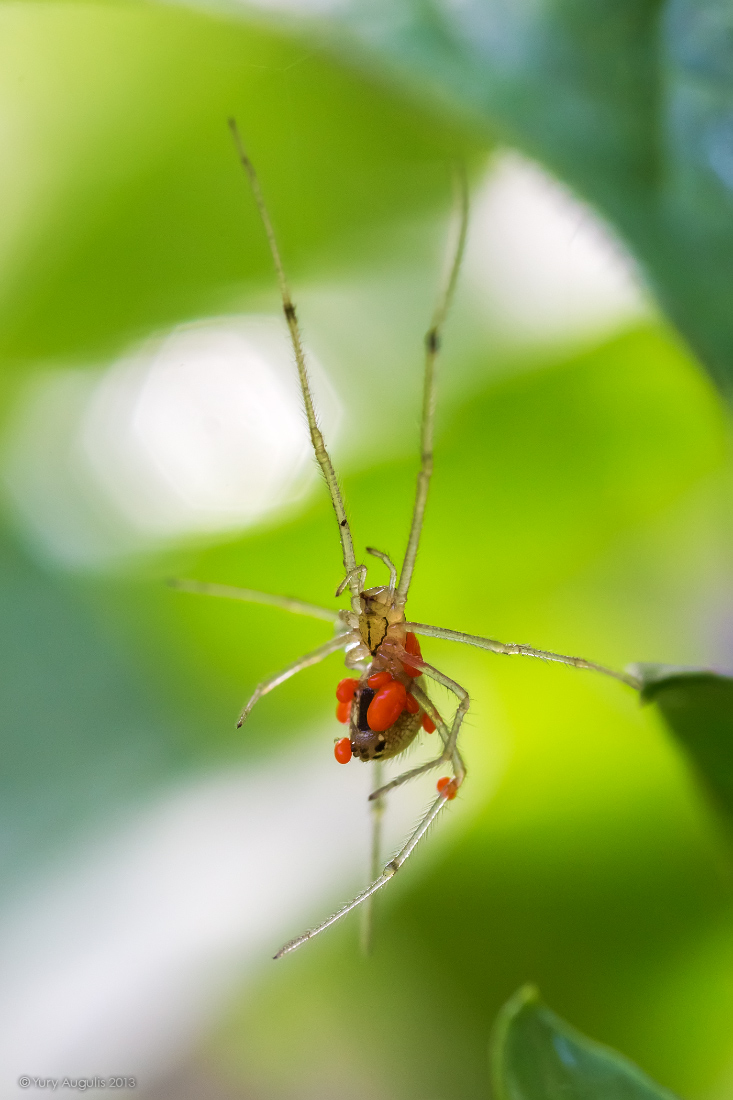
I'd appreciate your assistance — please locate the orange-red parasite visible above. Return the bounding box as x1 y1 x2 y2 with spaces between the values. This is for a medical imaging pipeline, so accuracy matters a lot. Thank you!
336 678 358 703
405 692 420 715
422 713 436 733
367 670 392 690
367 680 408 732
403 632 423 678
437 776 457 799
336 700 350 724
334 737 352 764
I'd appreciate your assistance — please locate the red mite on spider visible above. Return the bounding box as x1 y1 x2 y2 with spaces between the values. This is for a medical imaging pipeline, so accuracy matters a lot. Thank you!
172 120 641 960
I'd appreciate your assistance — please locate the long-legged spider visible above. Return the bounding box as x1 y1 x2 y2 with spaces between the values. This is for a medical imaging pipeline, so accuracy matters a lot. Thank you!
174 122 641 959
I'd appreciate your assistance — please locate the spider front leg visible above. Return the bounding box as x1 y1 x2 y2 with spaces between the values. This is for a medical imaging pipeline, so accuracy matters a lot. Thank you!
237 633 349 727
368 644 469 802
170 578 340 623
405 622 641 691
275 787 452 959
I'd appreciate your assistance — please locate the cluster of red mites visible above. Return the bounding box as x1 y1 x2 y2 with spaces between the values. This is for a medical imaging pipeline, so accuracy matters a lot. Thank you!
333 632 438 768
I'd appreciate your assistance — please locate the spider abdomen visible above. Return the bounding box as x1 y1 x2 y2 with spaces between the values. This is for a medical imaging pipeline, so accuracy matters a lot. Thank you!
334 649 431 763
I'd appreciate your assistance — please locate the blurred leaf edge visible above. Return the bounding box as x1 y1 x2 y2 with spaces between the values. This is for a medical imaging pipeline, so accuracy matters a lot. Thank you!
489 984 680 1100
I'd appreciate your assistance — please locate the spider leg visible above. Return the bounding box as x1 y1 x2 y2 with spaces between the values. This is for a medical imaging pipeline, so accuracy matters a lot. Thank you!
237 633 349 728
229 119 361 609
360 758 385 955
369 646 469 801
169 579 340 623
359 676 466 953
411 680 465 787
366 548 397 594
274 787 451 959
404 622 641 691
396 166 469 606
335 564 367 599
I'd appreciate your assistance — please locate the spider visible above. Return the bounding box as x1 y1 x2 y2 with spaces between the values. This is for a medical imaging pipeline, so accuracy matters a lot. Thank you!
173 121 641 960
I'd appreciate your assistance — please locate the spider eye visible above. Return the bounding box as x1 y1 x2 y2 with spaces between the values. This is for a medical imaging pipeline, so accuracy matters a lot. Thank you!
334 737 353 764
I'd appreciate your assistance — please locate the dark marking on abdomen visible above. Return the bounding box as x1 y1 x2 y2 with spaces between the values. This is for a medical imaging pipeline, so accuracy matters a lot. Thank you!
357 688 375 732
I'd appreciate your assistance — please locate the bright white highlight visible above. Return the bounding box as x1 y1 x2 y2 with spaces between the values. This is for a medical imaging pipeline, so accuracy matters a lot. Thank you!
465 151 649 345
2 316 341 566
84 317 340 534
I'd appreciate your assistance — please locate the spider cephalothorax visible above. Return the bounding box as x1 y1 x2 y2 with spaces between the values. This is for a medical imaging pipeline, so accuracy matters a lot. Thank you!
173 121 642 960
357 584 405 654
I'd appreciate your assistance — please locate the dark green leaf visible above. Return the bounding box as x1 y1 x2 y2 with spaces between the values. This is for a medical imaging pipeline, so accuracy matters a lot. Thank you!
633 663 733 818
491 986 680 1100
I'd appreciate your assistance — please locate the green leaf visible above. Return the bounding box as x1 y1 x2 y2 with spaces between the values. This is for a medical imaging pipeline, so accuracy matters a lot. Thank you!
633 663 733 819
491 986 680 1100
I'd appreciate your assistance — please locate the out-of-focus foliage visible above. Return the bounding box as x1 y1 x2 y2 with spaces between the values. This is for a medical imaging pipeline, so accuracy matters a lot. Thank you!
637 665 733 824
3 3 733 1100
187 0 733 401
0 1 480 374
491 986 680 1100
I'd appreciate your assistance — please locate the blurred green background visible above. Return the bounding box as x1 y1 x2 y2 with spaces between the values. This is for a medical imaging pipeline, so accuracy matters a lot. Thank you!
3 1 733 1098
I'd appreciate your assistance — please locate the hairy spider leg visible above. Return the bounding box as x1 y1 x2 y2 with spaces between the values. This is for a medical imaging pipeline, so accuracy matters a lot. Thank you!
237 633 349 728
169 578 340 623
410 679 466 787
367 645 469 801
335 564 367 599
366 547 397 593
274 788 451 959
396 165 469 608
404 622 642 690
228 118 361 610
